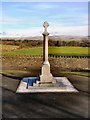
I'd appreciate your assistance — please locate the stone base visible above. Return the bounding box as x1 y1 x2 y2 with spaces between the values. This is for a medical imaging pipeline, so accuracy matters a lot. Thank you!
40 63 53 83
40 74 54 84
16 77 78 93
35 82 54 87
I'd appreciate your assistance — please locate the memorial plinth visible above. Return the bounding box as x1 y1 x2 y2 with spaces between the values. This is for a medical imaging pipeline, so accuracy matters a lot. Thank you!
16 21 78 93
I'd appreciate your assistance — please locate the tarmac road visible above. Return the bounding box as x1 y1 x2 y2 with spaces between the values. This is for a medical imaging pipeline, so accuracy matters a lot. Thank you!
1 74 90 118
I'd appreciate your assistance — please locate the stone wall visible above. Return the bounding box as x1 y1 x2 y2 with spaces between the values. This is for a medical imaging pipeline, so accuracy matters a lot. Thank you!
2 56 89 71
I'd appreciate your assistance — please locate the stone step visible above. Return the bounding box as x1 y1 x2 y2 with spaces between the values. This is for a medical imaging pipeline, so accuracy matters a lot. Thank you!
33 80 40 87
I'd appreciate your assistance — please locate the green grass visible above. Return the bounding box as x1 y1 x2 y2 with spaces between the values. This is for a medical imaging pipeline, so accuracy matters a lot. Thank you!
2 46 89 56
49 47 89 56
60 71 90 77
2 47 43 56
0 70 29 75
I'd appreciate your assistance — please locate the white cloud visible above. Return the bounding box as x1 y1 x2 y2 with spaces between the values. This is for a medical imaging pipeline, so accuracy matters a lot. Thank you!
49 25 88 36
1 25 88 37
2 27 43 37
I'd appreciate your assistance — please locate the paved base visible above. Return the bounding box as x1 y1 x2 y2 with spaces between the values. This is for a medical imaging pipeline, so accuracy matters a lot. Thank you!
16 77 78 93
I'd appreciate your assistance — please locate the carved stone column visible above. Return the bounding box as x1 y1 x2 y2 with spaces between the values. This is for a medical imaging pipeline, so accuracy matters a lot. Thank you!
40 21 53 84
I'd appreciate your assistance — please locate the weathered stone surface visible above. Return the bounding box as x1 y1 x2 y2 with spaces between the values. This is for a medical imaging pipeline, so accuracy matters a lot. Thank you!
41 64 51 75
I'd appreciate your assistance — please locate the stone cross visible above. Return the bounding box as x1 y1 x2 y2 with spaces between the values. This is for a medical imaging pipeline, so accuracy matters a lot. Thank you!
43 21 49 33
42 21 49 65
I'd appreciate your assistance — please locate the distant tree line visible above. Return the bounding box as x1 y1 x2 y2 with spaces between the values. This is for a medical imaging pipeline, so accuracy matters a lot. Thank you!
1 38 90 47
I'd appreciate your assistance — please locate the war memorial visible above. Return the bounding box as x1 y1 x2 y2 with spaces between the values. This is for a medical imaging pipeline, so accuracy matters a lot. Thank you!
16 21 78 93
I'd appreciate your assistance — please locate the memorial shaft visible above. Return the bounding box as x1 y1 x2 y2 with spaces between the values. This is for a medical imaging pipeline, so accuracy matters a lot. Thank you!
43 34 49 64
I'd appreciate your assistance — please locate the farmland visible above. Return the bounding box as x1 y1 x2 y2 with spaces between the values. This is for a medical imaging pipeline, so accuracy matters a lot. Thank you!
1 45 89 57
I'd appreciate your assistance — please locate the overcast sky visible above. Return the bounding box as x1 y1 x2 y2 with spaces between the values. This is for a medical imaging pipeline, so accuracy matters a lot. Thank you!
1 2 88 37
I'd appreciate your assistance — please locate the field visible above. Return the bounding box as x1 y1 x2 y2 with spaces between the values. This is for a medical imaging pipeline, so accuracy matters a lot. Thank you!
2 45 89 77
2 45 89 57
0 45 19 52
